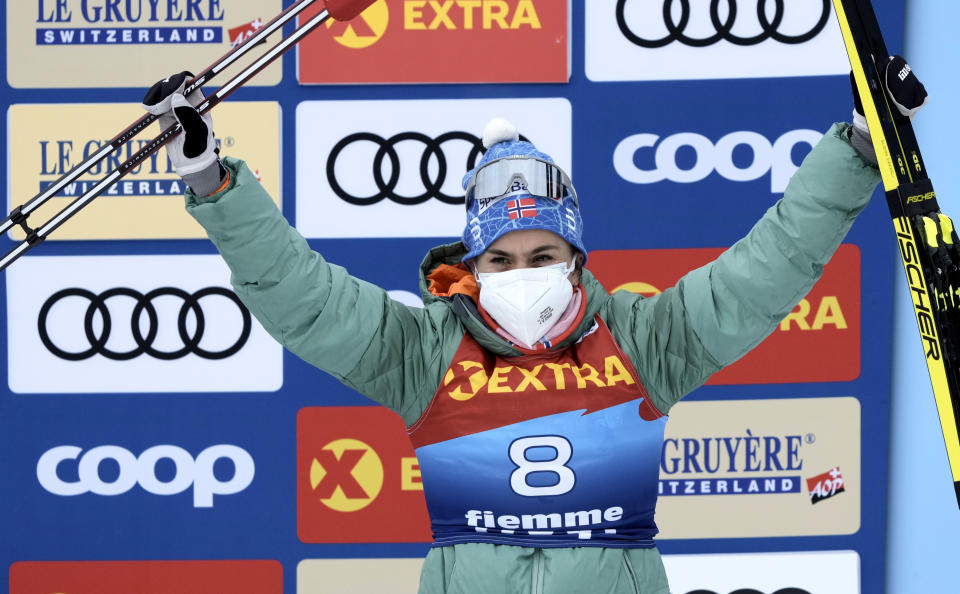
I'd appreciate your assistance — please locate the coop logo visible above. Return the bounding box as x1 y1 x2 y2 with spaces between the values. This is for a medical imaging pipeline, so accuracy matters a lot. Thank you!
298 407 431 543
34 0 231 45
10 560 283 594
613 129 822 194
659 430 804 496
37 444 255 507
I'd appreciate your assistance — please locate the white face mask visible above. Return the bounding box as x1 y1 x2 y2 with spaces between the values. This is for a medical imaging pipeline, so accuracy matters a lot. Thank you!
476 259 576 347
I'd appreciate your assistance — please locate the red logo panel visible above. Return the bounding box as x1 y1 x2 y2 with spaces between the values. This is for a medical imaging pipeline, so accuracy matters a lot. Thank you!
588 244 861 384
9 560 281 594
298 0 568 83
297 406 432 543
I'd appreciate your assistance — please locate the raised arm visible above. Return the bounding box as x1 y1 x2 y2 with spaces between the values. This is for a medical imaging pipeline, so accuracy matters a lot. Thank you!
613 122 880 414
143 73 453 424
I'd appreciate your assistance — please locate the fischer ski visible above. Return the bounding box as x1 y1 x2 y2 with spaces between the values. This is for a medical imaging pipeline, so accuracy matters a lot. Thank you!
833 0 960 507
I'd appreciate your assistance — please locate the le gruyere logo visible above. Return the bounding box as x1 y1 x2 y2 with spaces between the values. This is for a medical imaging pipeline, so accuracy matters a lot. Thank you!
655 398 861 540
325 0 543 50
9 1 282 88
35 0 229 46
8 102 281 240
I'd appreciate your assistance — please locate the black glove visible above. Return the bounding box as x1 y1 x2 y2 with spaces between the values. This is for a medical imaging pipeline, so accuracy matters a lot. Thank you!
142 71 226 196
850 55 929 164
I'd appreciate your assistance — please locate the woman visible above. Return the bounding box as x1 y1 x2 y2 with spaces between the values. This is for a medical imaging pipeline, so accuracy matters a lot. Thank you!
143 58 924 592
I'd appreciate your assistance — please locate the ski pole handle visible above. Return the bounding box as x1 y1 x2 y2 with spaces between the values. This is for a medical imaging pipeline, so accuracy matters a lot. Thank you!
325 0 378 21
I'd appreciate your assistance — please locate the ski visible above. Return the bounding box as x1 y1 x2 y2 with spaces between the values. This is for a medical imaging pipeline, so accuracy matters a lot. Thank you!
833 0 960 507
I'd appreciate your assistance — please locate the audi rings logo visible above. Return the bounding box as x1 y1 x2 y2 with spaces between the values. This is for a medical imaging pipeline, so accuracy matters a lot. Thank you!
616 0 831 47
326 131 529 206
685 590 811 594
38 287 252 361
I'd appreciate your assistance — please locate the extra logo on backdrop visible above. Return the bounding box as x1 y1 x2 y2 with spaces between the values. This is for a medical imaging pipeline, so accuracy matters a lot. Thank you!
6 255 282 393
295 98 571 239
7 0 282 88
297 0 568 83
10 560 282 594
662 551 860 594
298 407 431 543
589 244 860 384
655 397 861 539
7 102 281 240
586 0 849 81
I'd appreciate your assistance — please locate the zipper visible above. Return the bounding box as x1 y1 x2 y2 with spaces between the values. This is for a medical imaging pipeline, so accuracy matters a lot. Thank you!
531 548 544 594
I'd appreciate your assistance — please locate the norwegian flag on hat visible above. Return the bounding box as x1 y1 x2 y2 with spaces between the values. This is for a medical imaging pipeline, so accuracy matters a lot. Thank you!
507 198 537 220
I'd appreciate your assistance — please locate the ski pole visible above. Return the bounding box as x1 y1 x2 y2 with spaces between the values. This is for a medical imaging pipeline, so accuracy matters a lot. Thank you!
0 0 376 271
0 0 321 241
833 0 960 508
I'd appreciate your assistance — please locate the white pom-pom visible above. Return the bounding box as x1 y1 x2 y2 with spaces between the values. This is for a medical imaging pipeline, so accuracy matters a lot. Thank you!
482 117 519 148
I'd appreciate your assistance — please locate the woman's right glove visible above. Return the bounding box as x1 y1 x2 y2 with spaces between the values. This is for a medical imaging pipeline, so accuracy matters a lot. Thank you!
142 71 227 196
850 55 929 165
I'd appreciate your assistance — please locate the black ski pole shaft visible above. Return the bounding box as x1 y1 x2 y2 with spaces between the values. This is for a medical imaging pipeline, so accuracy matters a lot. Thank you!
0 0 321 239
0 5 347 272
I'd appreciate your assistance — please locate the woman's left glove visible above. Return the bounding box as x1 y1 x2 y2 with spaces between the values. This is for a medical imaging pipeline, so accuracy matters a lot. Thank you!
142 71 226 196
850 55 929 164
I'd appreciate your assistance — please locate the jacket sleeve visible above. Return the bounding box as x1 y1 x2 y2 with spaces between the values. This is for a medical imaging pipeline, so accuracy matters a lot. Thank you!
613 122 882 414
185 157 454 425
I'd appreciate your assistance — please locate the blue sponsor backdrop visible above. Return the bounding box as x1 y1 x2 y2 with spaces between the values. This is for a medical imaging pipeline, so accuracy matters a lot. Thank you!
0 1 905 593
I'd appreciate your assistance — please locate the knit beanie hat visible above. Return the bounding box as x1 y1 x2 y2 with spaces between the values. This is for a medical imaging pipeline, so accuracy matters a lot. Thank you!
461 118 585 262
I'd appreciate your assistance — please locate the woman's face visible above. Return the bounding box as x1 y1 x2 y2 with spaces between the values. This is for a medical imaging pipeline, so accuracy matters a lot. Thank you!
474 229 582 285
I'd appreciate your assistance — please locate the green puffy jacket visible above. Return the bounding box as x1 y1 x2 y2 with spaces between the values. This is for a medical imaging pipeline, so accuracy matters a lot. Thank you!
187 122 880 594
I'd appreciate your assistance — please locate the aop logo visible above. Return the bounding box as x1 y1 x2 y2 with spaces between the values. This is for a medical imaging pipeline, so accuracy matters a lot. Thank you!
38 287 252 361
612 129 822 193
37 444 255 507
326 0 388 49
616 0 831 48
310 438 384 511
